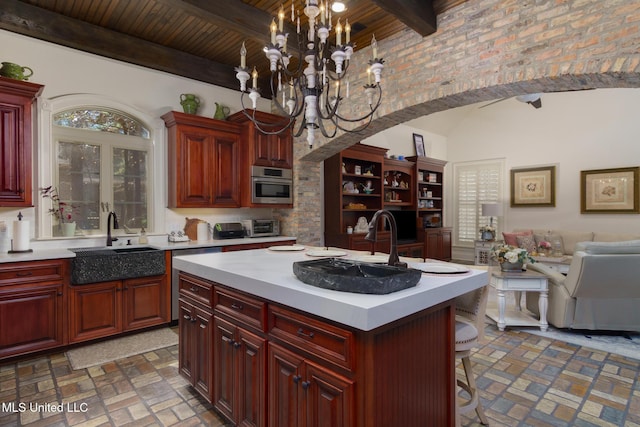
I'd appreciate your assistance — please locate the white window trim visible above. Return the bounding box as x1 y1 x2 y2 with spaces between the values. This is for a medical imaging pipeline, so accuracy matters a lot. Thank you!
452 158 505 248
38 94 166 239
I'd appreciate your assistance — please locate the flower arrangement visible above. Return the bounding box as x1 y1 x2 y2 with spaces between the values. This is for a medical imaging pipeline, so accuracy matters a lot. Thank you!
491 244 536 265
40 186 75 223
479 225 495 233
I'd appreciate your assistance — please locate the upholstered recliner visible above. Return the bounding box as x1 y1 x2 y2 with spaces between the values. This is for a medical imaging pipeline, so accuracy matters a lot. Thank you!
525 240 640 331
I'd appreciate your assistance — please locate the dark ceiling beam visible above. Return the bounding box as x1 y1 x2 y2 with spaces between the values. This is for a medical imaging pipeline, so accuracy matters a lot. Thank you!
371 0 437 36
167 0 299 49
0 0 240 90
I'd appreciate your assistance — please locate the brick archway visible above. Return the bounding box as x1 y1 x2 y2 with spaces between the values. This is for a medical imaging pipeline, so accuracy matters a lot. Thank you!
280 0 640 245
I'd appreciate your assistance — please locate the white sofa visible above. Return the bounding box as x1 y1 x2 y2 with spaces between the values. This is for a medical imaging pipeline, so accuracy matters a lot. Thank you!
525 240 640 331
508 229 640 257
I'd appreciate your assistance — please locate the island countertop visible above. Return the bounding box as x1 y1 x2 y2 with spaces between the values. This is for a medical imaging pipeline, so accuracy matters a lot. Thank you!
172 247 489 331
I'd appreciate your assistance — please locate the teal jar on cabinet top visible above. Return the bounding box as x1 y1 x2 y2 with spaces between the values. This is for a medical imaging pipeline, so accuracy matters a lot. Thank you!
180 93 200 114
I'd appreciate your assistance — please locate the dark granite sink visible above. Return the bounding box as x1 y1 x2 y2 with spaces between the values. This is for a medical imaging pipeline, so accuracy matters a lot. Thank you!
292 258 422 294
70 246 166 285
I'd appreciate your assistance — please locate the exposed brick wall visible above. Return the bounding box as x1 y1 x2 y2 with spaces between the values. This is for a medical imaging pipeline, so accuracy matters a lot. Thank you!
283 0 640 245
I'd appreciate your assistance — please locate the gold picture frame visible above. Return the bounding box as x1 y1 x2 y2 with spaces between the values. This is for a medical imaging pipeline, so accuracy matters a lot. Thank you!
580 166 639 213
510 165 556 207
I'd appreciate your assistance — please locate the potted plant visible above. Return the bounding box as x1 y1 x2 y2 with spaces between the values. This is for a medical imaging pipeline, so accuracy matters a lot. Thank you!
491 243 535 271
40 186 76 236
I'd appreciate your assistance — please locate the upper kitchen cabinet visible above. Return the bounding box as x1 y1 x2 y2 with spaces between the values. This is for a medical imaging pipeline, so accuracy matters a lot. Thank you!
162 112 241 208
228 110 293 170
0 77 44 207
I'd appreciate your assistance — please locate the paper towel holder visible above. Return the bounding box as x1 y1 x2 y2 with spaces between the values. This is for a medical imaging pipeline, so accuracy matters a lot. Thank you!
8 212 33 254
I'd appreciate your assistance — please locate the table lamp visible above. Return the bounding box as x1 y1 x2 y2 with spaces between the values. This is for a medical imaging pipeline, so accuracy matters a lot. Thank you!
481 203 503 240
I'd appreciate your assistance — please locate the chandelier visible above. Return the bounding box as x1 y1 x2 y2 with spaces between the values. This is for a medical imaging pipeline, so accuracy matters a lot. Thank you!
235 1 384 148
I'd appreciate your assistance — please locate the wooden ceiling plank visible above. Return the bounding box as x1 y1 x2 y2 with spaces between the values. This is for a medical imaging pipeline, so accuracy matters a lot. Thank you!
0 0 240 90
370 0 437 36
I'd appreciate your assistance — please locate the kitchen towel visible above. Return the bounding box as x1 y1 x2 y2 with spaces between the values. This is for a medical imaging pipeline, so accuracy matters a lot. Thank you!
12 219 30 252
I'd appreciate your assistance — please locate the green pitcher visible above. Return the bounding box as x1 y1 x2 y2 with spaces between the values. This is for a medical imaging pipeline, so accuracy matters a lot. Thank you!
0 62 33 81
214 102 230 120
180 94 200 114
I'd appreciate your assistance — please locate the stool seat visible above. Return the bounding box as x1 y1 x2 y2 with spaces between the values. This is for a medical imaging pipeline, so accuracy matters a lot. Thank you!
455 319 478 352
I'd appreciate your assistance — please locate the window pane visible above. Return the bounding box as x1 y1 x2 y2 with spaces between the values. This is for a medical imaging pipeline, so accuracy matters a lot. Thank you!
57 142 101 233
113 148 147 229
54 109 150 138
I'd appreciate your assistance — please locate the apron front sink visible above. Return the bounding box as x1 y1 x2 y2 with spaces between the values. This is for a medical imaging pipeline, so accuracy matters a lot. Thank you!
70 246 166 285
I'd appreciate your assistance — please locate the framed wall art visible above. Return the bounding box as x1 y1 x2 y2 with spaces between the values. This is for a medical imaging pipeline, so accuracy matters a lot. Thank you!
413 133 425 157
510 165 556 207
580 166 639 213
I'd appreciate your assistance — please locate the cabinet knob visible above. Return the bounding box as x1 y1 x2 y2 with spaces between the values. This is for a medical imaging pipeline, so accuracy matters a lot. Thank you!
183 314 191 320
293 375 301 384
199 323 207 329
301 380 311 390
189 287 198 292
233 341 241 349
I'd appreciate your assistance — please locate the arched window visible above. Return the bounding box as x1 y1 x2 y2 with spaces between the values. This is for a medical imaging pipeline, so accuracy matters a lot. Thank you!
47 107 153 237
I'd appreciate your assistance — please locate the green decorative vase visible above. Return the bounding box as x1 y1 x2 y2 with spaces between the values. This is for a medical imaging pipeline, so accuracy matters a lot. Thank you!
500 261 523 272
180 93 200 114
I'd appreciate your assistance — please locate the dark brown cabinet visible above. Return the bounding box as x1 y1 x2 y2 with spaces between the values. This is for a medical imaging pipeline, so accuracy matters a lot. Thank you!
163 111 241 208
179 297 214 401
0 77 44 207
69 274 169 343
0 259 67 359
268 342 354 427
425 227 452 261
213 316 266 426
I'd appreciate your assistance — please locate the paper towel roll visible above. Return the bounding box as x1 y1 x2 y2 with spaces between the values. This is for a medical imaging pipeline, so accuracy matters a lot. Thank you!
12 220 30 252
197 222 209 241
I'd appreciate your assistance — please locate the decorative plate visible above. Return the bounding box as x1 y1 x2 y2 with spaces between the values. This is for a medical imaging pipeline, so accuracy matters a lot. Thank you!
417 264 470 274
267 245 306 251
306 249 348 257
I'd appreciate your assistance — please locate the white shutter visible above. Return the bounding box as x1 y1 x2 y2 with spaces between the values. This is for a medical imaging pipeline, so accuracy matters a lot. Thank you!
453 159 504 247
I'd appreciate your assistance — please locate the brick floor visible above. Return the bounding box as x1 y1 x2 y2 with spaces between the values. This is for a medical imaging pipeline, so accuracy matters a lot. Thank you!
1 325 639 426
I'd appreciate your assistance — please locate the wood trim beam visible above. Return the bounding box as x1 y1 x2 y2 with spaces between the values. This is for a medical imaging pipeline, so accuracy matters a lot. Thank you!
371 0 437 36
0 0 240 90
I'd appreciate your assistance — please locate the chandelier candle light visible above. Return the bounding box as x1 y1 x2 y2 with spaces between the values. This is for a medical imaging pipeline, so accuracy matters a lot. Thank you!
235 0 385 148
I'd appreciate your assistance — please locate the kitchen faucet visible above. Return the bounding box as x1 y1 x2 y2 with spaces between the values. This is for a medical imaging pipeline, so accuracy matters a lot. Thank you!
106 211 119 246
365 209 407 268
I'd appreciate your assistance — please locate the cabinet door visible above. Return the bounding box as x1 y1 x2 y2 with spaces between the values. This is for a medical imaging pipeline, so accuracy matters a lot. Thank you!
0 79 42 207
0 284 64 358
268 343 304 427
304 361 354 427
178 299 196 383
122 274 168 331
194 307 213 401
69 281 122 343
440 228 452 261
237 327 266 427
214 316 237 420
253 126 292 169
176 125 214 207
211 132 240 206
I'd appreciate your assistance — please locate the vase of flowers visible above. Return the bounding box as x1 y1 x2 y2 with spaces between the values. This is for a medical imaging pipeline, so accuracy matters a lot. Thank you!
491 244 535 271
40 186 76 236
537 240 552 256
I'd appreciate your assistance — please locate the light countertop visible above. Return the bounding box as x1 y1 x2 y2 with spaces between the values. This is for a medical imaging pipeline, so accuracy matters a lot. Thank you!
173 247 489 331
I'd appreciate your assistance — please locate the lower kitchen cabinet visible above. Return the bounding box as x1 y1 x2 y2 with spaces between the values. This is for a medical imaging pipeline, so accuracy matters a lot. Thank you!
213 316 266 426
268 342 354 427
0 259 68 359
424 227 452 261
179 297 213 401
69 274 169 343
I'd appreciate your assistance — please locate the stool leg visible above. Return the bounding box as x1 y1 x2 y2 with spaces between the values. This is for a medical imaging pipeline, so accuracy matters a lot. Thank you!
462 356 489 425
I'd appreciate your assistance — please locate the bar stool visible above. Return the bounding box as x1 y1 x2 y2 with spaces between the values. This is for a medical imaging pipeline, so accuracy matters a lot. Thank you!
455 285 490 426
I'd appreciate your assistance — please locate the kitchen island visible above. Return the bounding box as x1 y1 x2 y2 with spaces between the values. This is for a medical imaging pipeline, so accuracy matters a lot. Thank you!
173 247 488 427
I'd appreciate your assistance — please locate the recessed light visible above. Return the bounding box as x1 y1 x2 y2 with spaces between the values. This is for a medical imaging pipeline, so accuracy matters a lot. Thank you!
331 2 346 13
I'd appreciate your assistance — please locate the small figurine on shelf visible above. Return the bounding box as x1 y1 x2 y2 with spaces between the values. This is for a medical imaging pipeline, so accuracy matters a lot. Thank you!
392 175 399 187
384 171 389 185
342 162 347 173
354 217 369 233
364 165 375 176
360 180 374 194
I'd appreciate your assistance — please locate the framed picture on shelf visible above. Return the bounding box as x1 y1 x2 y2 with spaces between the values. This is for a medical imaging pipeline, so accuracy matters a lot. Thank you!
354 165 361 175
510 165 556 207
580 166 639 213
413 133 425 157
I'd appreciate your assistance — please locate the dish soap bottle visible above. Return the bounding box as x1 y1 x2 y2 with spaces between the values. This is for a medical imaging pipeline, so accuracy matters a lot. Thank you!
139 227 148 244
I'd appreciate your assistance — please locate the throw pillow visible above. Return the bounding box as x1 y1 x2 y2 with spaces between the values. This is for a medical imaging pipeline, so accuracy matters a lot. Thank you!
502 230 533 246
516 235 537 253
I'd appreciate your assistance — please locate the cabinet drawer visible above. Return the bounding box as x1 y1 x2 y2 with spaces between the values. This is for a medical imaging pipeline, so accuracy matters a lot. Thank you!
268 305 354 371
214 287 266 332
0 260 66 286
179 273 214 306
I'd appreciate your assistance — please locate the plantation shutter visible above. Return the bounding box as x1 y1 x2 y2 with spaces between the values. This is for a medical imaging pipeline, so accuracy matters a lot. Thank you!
453 159 504 246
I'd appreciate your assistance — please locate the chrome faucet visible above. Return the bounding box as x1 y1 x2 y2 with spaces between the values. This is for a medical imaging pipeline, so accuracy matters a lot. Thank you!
106 211 119 246
365 209 407 268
